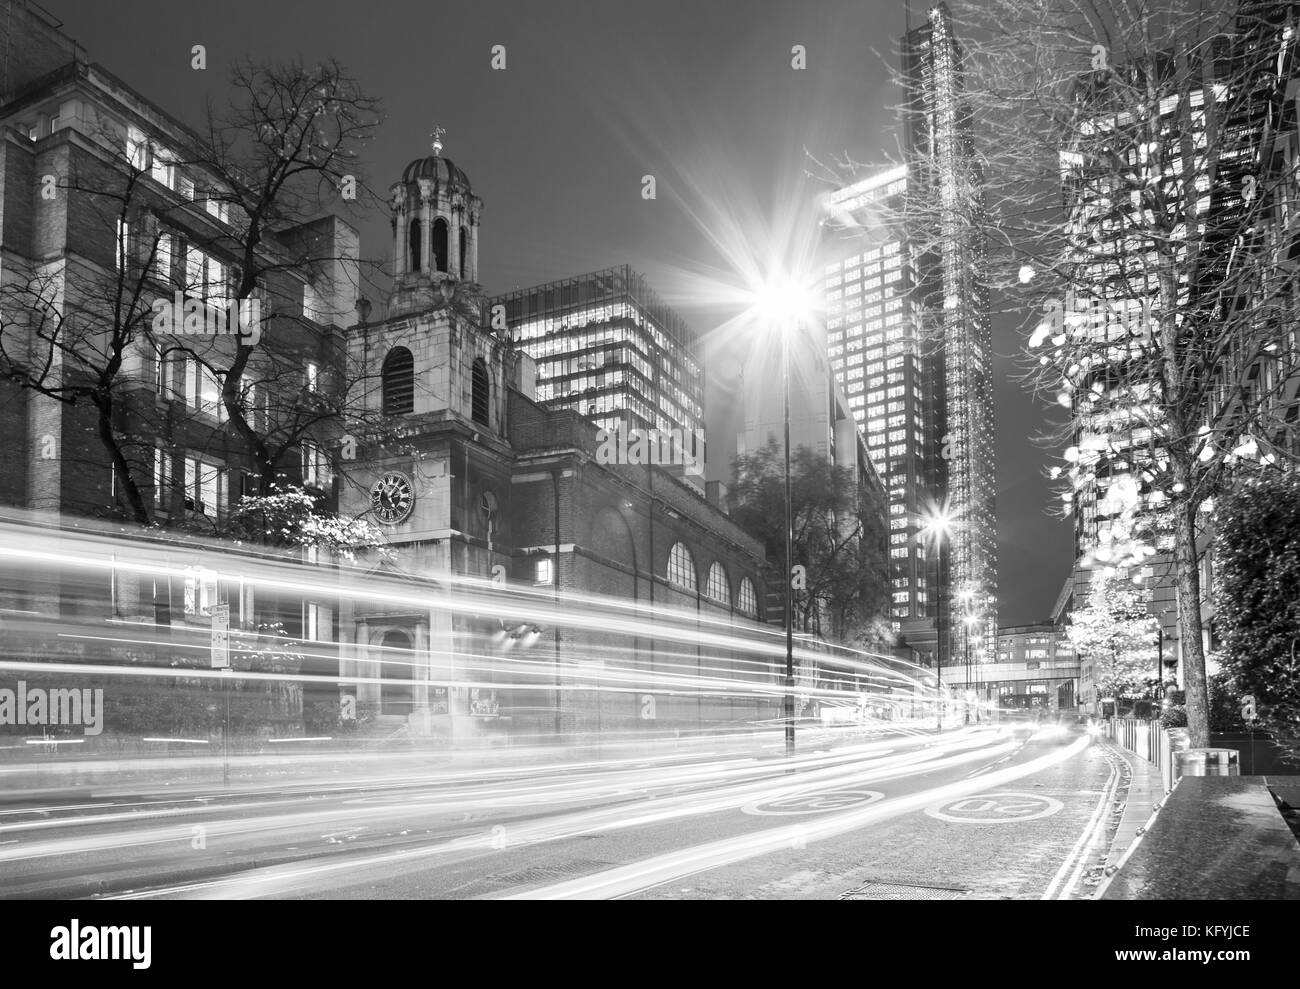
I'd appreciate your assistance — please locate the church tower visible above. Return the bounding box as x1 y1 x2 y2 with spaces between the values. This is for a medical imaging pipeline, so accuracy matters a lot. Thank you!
387 128 483 317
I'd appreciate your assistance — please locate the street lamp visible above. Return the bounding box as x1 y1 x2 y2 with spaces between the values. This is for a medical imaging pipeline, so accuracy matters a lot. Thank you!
964 612 980 724
919 505 955 731
748 276 816 762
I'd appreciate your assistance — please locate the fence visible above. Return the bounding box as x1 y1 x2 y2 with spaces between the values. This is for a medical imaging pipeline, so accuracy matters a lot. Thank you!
1108 717 1181 793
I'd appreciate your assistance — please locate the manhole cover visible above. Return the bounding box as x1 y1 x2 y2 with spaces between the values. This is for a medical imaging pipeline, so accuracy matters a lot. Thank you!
840 880 969 901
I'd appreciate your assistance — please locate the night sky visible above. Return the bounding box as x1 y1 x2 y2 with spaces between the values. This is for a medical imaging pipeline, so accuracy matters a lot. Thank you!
46 0 1073 625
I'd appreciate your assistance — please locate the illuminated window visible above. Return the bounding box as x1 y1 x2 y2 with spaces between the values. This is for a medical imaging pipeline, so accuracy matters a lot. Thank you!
535 558 553 584
666 542 697 591
706 562 730 605
737 577 758 614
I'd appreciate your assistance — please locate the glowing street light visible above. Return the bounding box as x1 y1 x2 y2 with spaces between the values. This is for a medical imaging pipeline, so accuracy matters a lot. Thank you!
919 504 955 731
745 273 818 763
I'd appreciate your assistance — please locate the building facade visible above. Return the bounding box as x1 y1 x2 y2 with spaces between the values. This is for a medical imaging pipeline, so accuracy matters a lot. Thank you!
819 3 998 670
490 265 706 477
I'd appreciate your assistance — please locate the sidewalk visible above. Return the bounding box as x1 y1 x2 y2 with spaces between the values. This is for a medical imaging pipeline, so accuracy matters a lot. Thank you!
1099 737 1165 875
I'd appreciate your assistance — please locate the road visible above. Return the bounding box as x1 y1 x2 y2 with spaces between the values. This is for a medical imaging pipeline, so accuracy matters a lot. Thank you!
0 723 1125 900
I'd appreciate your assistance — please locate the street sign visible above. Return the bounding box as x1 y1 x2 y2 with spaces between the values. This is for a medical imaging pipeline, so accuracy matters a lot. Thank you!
1241 694 1257 722
210 603 230 669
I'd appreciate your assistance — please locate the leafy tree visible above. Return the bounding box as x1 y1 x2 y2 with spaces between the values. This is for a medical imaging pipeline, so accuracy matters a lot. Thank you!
1214 471 1300 762
219 483 388 562
1066 567 1159 707
730 440 891 647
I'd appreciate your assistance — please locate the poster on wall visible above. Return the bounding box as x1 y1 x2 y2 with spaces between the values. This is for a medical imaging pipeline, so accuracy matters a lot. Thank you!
469 687 498 718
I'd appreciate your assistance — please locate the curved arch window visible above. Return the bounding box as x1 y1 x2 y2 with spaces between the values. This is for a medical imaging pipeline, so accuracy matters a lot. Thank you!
408 218 422 272
471 358 491 426
382 347 415 415
459 226 469 279
737 577 758 615
666 542 697 591
433 218 449 273
705 562 731 605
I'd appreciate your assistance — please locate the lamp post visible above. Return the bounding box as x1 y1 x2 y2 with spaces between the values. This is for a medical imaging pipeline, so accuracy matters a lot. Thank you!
748 274 816 764
782 313 796 761
921 507 954 732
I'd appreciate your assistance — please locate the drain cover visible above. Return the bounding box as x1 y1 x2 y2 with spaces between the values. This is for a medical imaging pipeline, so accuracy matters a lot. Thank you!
487 859 616 886
840 880 969 900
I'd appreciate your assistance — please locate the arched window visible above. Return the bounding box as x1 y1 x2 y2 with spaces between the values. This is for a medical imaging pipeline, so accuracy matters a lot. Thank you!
433 218 449 273
382 347 414 415
666 542 697 591
471 357 490 426
459 226 469 279
738 577 758 615
706 562 731 605
408 218 422 272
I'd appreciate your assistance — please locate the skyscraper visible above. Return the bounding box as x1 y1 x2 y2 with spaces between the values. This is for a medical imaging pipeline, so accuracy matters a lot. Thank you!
821 3 998 668
491 265 706 476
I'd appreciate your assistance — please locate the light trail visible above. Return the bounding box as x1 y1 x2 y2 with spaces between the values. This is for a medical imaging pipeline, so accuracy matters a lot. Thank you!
505 737 1090 900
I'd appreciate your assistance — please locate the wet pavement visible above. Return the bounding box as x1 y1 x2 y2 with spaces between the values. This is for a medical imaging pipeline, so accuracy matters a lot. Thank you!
1101 776 1300 900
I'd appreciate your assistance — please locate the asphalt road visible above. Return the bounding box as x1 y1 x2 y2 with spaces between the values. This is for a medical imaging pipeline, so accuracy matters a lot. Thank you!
0 723 1123 900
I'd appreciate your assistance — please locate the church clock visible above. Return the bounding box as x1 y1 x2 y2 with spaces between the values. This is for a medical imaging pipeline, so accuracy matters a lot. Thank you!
371 470 415 525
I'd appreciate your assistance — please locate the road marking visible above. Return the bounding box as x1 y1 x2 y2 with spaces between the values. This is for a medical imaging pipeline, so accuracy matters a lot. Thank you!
1041 744 1121 900
924 792 1064 824
742 789 883 816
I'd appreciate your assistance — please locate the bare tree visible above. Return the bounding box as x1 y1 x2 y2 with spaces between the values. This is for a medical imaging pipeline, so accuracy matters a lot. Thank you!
1 57 399 536
818 0 1300 746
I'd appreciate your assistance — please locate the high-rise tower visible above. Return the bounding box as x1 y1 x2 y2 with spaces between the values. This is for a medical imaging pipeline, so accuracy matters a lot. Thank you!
822 3 998 669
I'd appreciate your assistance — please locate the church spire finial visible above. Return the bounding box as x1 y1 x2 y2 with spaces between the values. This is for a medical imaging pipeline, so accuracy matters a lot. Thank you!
430 125 446 157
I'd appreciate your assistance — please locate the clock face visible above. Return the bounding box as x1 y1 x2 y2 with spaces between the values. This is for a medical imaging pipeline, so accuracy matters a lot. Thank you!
371 470 415 525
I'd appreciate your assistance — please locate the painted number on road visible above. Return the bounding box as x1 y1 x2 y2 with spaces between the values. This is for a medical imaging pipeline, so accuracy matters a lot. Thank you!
742 789 883 816
924 791 1063 824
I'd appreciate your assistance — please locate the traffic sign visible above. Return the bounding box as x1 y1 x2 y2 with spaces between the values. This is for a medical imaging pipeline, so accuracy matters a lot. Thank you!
210 603 230 669
1241 694 1257 722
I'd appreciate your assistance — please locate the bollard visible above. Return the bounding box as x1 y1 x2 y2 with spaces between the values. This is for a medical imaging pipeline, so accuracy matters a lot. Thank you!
1175 748 1240 777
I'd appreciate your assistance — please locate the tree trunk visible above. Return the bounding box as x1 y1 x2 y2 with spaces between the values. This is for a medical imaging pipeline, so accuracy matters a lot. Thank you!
1174 495 1210 747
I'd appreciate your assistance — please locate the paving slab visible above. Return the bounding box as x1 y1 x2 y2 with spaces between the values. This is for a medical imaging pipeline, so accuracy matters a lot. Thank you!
1101 776 1300 900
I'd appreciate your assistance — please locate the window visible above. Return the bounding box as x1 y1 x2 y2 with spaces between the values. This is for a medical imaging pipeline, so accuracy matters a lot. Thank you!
183 455 226 517
181 357 224 420
705 562 730 605
153 233 173 282
737 577 758 615
666 542 697 591
154 447 171 507
409 218 422 271
304 282 323 323
125 127 148 170
302 441 327 488
305 361 320 393
535 558 553 584
116 218 130 272
471 358 490 426
149 148 174 189
433 218 449 273
460 226 469 278
382 347 415 415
